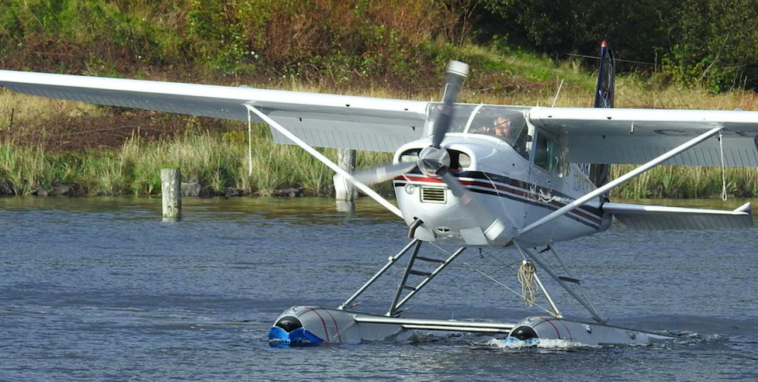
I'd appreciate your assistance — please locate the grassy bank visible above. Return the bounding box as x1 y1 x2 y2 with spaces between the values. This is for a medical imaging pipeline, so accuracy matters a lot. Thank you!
0 129 392 197
611 165 758 199
2 37 758 199
2 122 757 199
2 133 756 198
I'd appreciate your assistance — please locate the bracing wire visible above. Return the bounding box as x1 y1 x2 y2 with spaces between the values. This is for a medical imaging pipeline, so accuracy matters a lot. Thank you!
428 242 554 316
718 131 728 201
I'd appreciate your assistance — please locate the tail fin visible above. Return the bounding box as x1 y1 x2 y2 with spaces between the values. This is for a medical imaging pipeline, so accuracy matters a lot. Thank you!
589 41 615 188
593 41 615 108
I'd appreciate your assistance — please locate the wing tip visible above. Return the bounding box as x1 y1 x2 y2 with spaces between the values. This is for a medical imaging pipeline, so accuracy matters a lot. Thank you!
733 202 754 228
734 202 752 214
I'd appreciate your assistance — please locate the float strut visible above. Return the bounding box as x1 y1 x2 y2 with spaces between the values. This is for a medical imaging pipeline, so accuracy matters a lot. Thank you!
389 246 466 316
387 241 424 316
338 239 419 310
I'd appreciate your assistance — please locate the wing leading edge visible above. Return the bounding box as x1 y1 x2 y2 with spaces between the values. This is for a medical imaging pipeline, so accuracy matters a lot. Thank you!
530 107 758 167
0 70 429 152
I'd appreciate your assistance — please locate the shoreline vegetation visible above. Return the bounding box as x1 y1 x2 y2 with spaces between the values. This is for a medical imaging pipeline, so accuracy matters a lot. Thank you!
1 0 757 199
2 85 757 199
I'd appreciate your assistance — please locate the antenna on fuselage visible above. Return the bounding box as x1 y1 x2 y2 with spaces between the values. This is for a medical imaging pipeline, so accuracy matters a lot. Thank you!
551 79 565 107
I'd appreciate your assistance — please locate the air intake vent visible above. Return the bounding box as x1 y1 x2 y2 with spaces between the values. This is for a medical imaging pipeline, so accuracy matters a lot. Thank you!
421 186 447 204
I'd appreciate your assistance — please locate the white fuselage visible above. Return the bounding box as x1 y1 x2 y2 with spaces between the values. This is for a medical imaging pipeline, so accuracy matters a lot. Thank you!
393 134 612 248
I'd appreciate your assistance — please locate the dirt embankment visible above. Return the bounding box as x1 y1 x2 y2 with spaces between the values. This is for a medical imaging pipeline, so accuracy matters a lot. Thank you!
2 108 228 151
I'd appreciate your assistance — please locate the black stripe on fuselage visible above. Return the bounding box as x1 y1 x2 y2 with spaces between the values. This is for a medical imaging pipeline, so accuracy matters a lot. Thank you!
404 169 603 218
395 181 600 230
468 187 600 230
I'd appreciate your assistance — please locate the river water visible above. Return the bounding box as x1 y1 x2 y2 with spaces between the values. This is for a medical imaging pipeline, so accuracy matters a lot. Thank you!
0 197 756 381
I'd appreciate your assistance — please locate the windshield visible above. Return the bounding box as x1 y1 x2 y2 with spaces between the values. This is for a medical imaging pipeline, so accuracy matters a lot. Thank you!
428 104 529 157
438 104 479 134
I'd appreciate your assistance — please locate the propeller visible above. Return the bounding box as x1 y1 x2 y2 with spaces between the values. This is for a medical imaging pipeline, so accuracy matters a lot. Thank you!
352 60 468 184
351 61 505 241
432 60 469 149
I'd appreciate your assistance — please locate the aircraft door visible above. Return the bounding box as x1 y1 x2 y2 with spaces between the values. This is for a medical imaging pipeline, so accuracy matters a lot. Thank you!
526 130 564 237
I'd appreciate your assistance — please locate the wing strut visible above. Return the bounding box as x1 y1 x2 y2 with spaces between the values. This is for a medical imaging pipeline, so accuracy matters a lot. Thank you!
519 126 725 236
245 105 404 218
246 109 254 176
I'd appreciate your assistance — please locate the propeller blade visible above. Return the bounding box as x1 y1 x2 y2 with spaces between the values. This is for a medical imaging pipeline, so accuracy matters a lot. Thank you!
441 172 469 198
441 172 504 240
351 161 418 185
432 61 469 149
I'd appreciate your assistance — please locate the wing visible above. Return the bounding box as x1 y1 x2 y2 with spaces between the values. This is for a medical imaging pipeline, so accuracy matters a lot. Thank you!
0 70 429 152
603 202 753 230
530 107 758 166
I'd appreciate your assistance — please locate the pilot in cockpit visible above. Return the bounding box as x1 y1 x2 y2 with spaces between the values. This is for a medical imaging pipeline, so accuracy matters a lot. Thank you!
475 116 511 137
477 115 528 156
493 116 511 138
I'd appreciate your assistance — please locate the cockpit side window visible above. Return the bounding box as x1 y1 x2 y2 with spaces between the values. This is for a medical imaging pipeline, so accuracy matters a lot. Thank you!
534 132 562 173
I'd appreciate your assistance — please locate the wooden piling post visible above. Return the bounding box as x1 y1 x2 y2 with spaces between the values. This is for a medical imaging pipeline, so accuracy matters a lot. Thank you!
335 149 356 201
161 167 181 221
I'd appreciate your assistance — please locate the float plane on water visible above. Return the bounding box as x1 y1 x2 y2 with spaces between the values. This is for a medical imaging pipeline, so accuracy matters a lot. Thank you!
1 43 755 346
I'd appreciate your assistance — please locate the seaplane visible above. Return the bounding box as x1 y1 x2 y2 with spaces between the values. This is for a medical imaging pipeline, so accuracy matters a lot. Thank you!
1 43 755 346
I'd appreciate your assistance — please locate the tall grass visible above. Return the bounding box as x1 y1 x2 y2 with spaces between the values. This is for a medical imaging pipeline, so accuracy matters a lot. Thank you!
3 129 756 198
0 92 104 130
611 165 758 199
0 129 392 197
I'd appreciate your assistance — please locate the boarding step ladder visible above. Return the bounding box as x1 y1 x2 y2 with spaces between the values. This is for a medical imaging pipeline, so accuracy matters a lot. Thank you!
541 245 582 286
532 244 605 323
387 243 465 317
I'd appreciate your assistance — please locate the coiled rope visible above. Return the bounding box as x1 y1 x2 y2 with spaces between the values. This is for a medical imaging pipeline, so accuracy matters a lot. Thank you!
517 260 539 307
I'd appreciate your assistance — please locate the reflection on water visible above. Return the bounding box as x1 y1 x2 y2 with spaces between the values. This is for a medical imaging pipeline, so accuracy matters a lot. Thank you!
0 195 396 218
0 196 756 381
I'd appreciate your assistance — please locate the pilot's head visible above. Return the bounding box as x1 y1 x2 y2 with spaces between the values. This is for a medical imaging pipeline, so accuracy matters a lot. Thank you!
493 116 511 137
